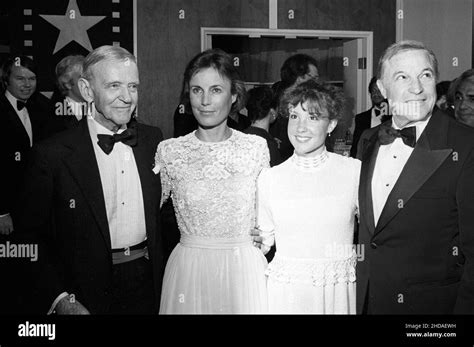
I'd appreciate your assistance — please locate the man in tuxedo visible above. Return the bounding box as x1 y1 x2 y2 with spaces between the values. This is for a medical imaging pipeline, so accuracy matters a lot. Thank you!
356 40 474 314
15 45 164 314
50 55 87 132
350 77 390 158
0 55 52 235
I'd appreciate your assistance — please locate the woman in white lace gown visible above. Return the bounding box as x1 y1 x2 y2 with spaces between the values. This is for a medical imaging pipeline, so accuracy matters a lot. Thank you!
257 80 361 314
155 49 269 314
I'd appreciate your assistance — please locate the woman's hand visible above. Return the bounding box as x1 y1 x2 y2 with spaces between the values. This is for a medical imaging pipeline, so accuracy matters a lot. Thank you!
251 228 271 255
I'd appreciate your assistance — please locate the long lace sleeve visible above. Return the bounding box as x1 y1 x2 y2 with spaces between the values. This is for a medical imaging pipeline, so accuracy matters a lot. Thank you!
256 168 275 248
154 142 171 208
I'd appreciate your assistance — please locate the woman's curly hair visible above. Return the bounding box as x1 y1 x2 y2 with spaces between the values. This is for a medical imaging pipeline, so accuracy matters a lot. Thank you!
279 79 345 121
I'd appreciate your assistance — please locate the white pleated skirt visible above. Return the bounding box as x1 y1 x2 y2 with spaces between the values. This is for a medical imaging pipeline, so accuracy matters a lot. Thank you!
159 235 268 314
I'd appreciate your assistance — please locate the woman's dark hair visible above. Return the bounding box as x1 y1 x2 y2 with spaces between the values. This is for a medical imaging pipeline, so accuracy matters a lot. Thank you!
1 55 37 90
280 54 318 89
246 86 277 123
279 79 345 121
180 48 246 115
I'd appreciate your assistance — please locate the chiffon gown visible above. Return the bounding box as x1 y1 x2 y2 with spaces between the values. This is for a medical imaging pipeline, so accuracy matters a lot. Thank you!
155 130 269 314
257 149 361 314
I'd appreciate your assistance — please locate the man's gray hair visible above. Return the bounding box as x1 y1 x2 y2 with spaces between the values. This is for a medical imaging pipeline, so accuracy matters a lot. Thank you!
377 40 439 81
82 45 136 80
55 55 85 95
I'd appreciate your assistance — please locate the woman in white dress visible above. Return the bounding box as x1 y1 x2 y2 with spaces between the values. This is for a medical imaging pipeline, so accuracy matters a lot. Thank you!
155 49 269 314
256 80 361 314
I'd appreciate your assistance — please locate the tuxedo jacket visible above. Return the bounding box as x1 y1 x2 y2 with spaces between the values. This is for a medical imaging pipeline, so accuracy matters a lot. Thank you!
14 118 164 314
356 109 474 314
0 92 53 215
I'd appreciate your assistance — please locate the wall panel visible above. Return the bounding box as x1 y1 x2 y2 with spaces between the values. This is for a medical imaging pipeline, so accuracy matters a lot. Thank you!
138 0 396 138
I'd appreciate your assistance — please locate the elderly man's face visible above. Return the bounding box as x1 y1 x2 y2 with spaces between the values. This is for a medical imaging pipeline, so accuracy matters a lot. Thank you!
377 49 436 127
83 59 138 131
454 76 474 128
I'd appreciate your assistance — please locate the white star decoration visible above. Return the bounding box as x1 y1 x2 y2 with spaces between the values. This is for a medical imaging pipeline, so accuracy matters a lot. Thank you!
39 0 106 54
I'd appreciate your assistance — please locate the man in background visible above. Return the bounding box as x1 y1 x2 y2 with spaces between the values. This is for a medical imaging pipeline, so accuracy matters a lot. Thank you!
350 76 390 158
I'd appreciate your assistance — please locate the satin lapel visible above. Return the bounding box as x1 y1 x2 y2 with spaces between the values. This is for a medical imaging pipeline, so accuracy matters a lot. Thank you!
62 119 111 250
374 111 452 235
132 126 158 243
359 130 379 235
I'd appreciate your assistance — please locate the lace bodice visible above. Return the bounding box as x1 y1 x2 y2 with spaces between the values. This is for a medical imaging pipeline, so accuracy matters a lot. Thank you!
155 130 270 239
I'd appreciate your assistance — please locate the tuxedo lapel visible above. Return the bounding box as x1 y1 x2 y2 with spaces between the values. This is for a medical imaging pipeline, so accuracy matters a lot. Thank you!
359 129 379 235
62 119 111 250
374 111 452 235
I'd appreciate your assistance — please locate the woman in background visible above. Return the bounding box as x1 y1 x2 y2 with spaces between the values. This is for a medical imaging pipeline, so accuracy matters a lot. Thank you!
257 80 360 314
155 49 269 314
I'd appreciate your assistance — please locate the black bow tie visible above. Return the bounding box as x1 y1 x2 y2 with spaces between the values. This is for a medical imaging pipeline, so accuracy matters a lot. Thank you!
17 100 28 111
374 108 381 117
378 122 417 148
97 123 138 155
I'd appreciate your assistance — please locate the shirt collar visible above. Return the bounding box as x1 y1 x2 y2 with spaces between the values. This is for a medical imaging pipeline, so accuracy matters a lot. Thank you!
5 90 26 111
88 107 126 136
392 114 431 142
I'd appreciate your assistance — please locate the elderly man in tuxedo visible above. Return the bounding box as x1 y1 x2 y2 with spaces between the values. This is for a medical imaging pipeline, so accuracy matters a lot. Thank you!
356 40 474 314
15 45 164 314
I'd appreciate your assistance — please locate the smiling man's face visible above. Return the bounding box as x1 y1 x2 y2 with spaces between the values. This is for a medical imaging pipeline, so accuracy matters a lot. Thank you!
377 49 436 127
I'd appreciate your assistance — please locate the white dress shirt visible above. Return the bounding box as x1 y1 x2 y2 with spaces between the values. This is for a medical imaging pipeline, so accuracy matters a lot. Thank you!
87 114 147 249
5 90 32 146
371 116 430 225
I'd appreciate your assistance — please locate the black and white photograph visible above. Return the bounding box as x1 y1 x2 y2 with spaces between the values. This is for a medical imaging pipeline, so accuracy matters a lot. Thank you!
0 0 474 345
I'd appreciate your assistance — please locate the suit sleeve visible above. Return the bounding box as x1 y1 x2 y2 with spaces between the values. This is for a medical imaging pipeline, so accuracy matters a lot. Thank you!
454 146 474 313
